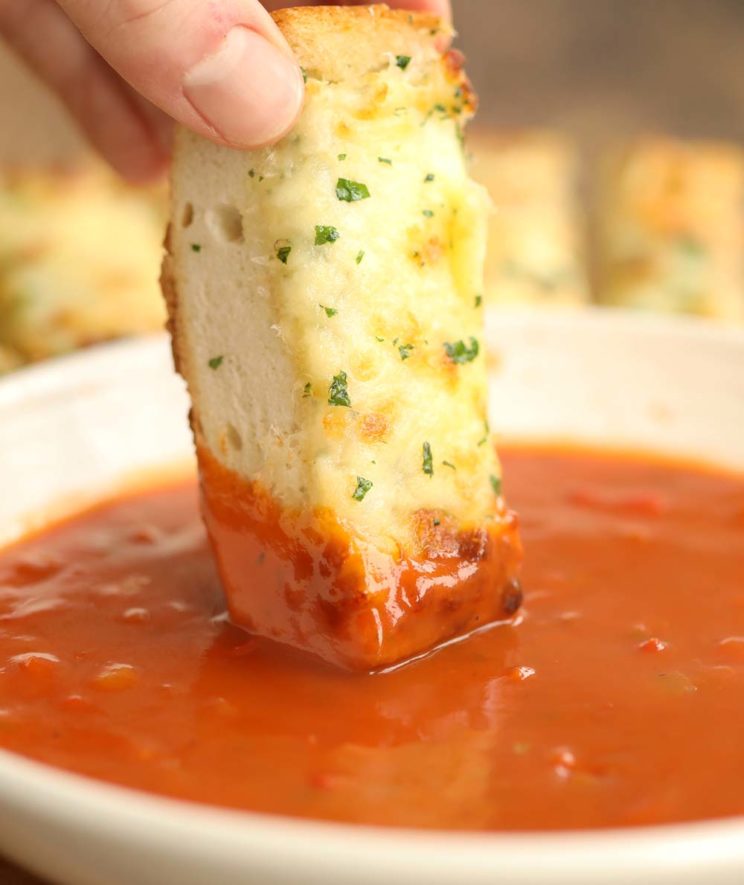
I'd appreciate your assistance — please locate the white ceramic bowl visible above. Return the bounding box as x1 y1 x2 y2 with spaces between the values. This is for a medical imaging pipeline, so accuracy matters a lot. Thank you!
0 310 743 885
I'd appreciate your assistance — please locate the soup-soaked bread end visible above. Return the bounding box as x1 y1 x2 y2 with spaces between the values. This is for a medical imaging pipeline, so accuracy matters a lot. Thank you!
161 4 522 670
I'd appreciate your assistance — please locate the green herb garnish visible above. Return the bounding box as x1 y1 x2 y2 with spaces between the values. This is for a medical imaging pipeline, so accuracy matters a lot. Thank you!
422 442 434 477
352 476 373 502
475 294 482 308
490 475 503 496
396 55 412 70
301 67 308 83
378 157 393 165
336 178 370 202
442 460 456 470
678 236 706 257
444 337 480 364
208 356 224 370
320 304 338 318
276 243 292 264
328 371 351 407
398 343 414 361
356 250 365 265
315 225 340 245
424 173 435 182
303 382 312 398
422 209 434 218
338 153 347 161
191 243 201 253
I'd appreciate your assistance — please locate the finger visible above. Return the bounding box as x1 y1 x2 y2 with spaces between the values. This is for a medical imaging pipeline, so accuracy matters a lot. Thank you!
55 0 305 150
0 0 169 181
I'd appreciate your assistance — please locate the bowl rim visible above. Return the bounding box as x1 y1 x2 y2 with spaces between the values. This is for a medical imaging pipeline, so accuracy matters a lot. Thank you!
1 309 743 880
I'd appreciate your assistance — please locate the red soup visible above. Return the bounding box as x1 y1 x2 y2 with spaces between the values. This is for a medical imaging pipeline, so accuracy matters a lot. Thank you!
0 447 743 831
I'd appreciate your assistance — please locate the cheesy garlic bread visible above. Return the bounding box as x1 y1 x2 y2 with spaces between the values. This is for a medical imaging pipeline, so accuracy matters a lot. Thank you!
163 5 522 670
596 138 744 321
0 163 166 363
469 130 588 308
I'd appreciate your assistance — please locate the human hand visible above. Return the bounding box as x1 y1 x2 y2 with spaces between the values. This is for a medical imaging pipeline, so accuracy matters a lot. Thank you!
0 1 451 182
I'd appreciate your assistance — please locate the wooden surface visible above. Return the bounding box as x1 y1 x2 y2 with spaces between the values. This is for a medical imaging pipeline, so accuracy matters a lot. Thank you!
1 1 743 882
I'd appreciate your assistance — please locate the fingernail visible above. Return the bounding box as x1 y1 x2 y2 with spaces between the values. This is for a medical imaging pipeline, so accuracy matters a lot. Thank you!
183 26 304 148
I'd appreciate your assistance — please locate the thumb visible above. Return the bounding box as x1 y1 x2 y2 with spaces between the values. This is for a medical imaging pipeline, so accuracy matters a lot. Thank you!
56 0 305 149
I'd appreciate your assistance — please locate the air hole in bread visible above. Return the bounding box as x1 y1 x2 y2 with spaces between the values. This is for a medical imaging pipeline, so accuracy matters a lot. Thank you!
208 205 244 243
226 423 243 452
181 203 194 228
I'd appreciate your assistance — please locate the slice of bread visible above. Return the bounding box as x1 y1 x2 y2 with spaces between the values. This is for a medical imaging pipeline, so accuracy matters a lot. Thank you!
162 4 522 670
596 138 744 321
0 162 166 363
468 129 589 308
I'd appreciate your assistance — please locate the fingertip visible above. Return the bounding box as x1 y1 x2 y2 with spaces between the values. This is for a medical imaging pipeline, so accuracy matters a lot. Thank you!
183 26 305 150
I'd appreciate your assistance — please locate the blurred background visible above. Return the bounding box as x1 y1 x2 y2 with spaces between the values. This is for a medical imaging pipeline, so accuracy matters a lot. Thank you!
1 0 744 378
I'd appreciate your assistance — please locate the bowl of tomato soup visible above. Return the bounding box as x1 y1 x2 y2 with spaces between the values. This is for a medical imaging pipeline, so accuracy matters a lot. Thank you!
0 310 743 885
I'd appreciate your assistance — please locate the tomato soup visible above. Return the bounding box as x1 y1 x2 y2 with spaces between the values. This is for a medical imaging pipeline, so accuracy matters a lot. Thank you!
0 448 743 831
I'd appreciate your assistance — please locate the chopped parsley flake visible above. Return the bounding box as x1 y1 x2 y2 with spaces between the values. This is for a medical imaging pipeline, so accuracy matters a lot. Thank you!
208 356 223 370
490 475 503 496
398 343 414 361
444 337 480 365
442 460 456 470
396 55 412 70
422 209 434 218
315 225 340 245
378 157 393 165
338 153 347 161
425 173 435 182
336 178 370 202
356 250 365 265
328 371 351 407
303 382 312 398
352 476 373 502
475 294 483 308
375 336 385 342
301 67 308 83
320 304 338 318
433 518 441 527
276 243 292 264
678 236 706 256
248 169 255 178
191 243 201 253
422 442 434 477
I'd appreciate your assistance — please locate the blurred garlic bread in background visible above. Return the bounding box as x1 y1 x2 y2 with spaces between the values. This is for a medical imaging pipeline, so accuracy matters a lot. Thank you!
0 162 166 367
469 130 589 308
596 138 744 321
163 4 523 671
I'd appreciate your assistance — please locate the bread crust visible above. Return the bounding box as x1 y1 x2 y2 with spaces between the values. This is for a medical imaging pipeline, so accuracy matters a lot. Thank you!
272 4 448 82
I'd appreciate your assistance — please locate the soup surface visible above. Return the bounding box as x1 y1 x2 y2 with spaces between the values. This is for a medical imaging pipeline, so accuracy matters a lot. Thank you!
0 448 743 831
